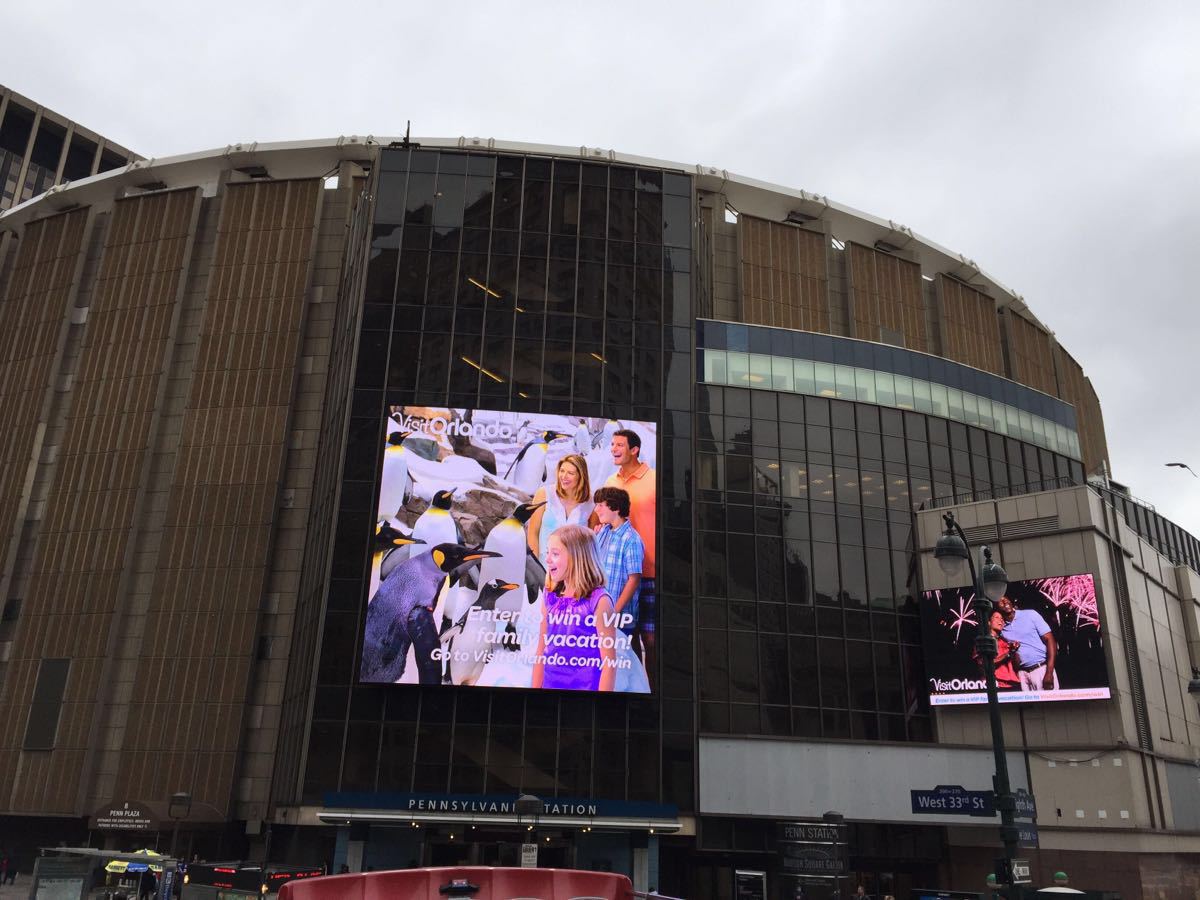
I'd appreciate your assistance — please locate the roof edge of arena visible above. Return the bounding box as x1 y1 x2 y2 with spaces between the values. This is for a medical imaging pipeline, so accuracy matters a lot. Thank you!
0 133 1050 333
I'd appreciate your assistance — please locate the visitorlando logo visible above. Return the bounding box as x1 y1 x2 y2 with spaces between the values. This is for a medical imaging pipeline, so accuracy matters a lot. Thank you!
397 414 513 440
930 676 987 691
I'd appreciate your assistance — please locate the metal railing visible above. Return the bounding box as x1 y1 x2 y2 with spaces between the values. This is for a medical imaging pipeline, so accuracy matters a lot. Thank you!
921 476 1078 510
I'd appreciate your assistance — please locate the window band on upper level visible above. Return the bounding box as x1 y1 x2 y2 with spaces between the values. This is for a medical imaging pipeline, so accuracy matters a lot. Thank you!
697 319 1081 460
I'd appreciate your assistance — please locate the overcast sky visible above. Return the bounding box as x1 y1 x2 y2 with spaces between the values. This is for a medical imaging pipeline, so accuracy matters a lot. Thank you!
8 0 1199 535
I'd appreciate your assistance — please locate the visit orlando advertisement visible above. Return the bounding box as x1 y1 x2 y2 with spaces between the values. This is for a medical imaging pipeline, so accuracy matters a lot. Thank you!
919 572 1111 706
360 406 656 694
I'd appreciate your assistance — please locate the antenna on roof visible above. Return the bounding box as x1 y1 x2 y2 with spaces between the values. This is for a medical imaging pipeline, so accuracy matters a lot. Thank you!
390 121 420 151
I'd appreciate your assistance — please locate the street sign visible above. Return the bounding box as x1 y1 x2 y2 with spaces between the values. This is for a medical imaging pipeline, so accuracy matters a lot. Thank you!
996 857 1032 885
520 843 538 868
1013 789 1037 820
910 785 993 816
1012 859 1032 884
1017 823 1039 848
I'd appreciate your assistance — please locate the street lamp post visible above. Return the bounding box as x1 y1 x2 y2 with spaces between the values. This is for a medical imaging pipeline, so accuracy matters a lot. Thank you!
934 511 1021 893
168 792 192 860
515 794 542 869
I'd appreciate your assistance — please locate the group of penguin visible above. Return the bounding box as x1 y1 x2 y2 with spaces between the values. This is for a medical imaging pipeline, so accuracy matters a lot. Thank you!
378 418 606 514
364 488 552 686
361 412 627 686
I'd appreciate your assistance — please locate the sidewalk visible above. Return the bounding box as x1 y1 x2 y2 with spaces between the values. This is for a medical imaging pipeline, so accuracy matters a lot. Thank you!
0 882 25 899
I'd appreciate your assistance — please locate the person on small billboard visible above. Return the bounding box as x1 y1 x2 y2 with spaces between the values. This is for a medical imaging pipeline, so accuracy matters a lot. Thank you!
997 595 1059 691
972 609 1021 690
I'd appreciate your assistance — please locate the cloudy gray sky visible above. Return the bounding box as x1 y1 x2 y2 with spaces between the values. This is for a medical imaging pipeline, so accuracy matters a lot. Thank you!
8 0 1200 534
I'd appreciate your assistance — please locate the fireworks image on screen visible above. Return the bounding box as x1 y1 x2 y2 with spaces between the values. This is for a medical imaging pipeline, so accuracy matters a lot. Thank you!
945 593 978 641
1033 574 1100 631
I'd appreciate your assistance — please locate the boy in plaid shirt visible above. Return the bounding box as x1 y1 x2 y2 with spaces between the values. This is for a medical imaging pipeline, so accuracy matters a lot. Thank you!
593 486 644 642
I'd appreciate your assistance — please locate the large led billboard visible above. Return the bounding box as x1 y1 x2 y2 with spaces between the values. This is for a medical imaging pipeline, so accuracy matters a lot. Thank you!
920 573 1110 705
360 406 656 694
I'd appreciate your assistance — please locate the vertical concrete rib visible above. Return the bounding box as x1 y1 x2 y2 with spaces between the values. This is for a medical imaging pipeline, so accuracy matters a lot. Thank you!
0 207 92 810
111 179 323 821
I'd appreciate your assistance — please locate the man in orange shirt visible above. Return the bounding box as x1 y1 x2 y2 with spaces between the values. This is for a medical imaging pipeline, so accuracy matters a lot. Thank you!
604 429 656 688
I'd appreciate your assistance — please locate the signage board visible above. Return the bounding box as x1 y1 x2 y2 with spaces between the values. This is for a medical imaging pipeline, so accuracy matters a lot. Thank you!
362 407 657 694
777 822 846 843
735 870 767 900
32 857 92 900
910 785 993 816
33 878 85 900
920 573 1111 706
777 819 848 876
325 791 677 821
91 800 157 832
778 842 847 875
520 843 538 869
1017 823 1039 848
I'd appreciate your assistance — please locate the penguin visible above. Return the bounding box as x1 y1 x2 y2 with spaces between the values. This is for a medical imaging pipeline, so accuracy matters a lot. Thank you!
444 579 521 686
436 565 484 683
477 501 545 605
409 489 464 624
448 415 498 475
592 418 621 450
369 520 424 600
573 418 591 455
505 430 568 495
377 428 414 518
379 523 414 583
360 543 500 683
440 567 482 630
474 501 551 655
410 489 461 559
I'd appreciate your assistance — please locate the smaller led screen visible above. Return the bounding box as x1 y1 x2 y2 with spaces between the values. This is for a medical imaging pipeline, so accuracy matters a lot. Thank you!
920 573 1110 706
361 406 656 694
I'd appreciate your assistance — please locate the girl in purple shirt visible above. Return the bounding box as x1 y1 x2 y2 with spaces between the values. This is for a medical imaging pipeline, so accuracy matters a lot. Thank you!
532 524 617 691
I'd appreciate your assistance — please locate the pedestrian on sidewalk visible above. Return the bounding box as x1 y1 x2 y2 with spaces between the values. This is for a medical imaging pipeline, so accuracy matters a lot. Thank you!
137 868 157 900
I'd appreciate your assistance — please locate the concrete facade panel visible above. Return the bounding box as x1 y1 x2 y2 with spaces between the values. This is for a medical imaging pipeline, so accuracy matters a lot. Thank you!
699 736 1029 824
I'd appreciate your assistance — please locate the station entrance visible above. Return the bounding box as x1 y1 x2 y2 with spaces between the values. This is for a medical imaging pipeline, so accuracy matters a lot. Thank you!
334 819 660 887
425 826 573 869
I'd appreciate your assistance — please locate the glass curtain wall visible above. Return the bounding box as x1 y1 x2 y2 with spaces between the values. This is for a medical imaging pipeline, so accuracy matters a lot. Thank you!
306 149 696 809
692 380 1084 742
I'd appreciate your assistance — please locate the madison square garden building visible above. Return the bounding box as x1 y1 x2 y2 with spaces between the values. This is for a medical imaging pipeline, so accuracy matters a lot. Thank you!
1 136 1199 899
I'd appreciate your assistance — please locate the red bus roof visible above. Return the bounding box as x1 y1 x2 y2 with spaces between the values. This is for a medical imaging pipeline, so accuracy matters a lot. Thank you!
278 866 633 900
